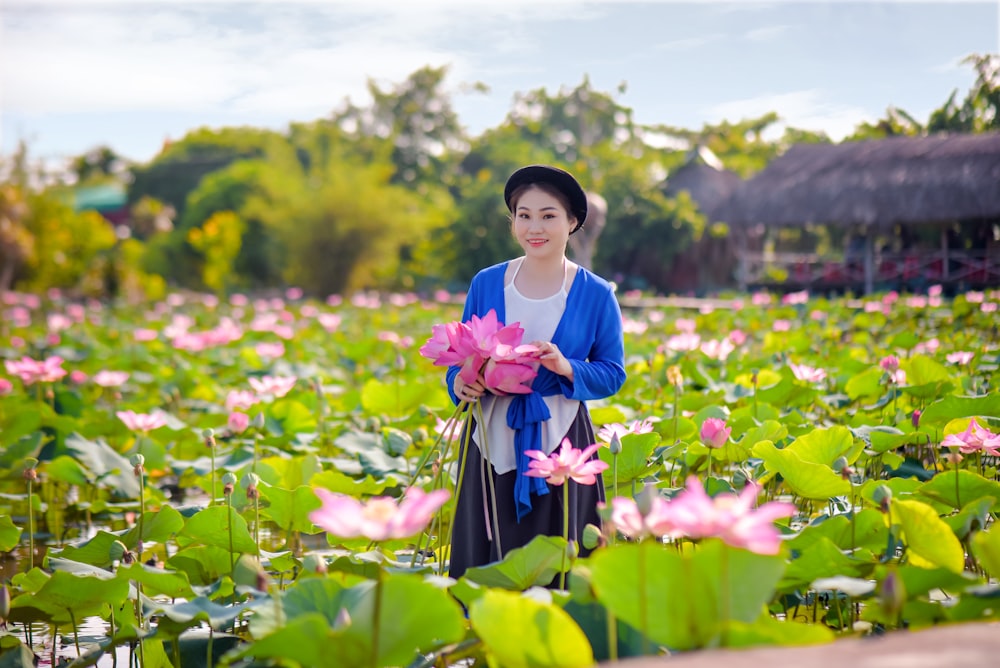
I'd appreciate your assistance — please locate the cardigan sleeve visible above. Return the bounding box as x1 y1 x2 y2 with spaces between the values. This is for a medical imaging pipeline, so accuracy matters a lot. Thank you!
445 286 476 406
558 280 626 401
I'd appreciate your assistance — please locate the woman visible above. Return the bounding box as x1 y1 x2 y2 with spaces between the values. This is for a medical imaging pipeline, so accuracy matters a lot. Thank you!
446 164 626 581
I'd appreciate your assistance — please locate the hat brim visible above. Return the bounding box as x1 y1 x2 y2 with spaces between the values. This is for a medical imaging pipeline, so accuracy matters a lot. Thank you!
504 165 588 234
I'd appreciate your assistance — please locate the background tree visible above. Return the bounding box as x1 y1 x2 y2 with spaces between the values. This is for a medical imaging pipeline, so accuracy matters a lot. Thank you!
128 127 294 222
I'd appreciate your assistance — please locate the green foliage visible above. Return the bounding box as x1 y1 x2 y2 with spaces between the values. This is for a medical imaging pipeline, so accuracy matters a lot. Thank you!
129 126 294 221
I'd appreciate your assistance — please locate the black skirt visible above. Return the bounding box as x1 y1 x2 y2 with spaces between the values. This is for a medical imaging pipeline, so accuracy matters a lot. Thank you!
447 403 605 581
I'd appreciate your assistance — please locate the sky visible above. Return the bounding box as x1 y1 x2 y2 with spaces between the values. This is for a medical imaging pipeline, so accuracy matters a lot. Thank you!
1 0 998 167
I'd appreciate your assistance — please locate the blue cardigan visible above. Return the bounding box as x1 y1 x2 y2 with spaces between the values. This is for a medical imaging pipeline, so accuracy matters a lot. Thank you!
446 261 627 519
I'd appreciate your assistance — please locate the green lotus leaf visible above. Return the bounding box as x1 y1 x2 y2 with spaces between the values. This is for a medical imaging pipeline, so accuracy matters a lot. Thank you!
471 588 594 668
892 499 965 573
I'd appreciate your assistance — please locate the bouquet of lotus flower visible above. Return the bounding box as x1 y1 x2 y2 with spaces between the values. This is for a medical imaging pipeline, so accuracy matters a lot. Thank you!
414 309 541 569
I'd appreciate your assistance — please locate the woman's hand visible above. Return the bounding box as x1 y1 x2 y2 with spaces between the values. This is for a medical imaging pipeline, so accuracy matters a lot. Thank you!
454 373 486 402
531 341 574 381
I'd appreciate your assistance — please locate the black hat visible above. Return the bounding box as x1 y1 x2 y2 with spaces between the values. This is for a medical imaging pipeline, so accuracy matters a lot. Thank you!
504 164 588 234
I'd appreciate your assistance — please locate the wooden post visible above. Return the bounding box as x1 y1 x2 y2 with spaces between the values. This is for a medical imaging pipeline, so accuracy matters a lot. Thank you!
863 227 874 295
941 226 950 280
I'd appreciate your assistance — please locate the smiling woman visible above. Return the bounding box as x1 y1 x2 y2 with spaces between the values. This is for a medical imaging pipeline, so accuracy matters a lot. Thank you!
445 164 627 583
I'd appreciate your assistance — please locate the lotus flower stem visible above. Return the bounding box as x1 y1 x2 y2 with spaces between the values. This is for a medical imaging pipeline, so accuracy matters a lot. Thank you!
434 404 474 574
26 478 34 571
607 610 618 662
208 627 214 668
476 400 504 560
408 400 467 489
720 543 731 647
371 566 384 668
638 542 650 656
68 607 81 657
560 483 569 590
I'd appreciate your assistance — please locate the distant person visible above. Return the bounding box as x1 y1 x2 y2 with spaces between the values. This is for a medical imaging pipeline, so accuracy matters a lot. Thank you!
446 164 626 581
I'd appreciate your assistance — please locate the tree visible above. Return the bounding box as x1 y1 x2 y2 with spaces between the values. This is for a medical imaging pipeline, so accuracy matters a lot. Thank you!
70 145 130 184
331 65 471 186
129 127 295 222
928 53 1000 134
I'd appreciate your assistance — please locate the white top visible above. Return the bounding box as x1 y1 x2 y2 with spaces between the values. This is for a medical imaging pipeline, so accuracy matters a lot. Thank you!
472 258 581 474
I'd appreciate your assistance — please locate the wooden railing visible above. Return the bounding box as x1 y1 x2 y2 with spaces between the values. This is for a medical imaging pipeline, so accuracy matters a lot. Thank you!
738 250 1000 292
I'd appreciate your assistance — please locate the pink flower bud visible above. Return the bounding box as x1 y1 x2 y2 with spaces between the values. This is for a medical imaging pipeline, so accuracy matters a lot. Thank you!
700 418 731 449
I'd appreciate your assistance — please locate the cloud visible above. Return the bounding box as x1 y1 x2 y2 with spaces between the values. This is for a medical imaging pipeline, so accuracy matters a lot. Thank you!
744 24 791 41
0 0 591 118
654 34 725 51
706 89 873 141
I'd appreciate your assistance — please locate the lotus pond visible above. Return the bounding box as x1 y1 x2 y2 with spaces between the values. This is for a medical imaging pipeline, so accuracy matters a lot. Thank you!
1 286 999 668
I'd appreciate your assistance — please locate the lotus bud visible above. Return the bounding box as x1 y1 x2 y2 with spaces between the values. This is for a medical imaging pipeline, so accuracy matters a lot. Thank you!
396 353 405 371
232 554 268 590
911 410 921 428
879 569 906 622
411 426 429 444
832 456 854 479
333 607 352 630
302 553 328 575
751 368 759 386
243 472 260 501
109 540 129 562
202 428 216 448
222 471 238 496
251 412 266 431
130 454 145 476
635 483 656 517
872 484 893 513
582 523 603 550
609 432 622 455
23 457 38 482
666 365 683 388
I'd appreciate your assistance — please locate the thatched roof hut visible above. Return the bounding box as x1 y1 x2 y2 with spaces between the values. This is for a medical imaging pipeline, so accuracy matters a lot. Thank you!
663 146 741 223
719 132 1000 229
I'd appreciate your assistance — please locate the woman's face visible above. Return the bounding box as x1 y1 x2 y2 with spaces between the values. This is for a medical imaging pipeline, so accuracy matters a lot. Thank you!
511 186 574 260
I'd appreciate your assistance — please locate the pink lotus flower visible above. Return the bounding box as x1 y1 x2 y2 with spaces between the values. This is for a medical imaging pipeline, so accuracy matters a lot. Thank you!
483 357 538 394
419 309 539 393
946 351 974 365
4 356 68 385
879 355 900 373
700 338 735 361
93 370 130 387
134 328 159 342
941 418 1000 456
524 438 609 486
249 375 297 398
667 476 796 555
597 419 655 445
0 378 12 395
228 412 250 433
727 330 747 346
663 332 701 352
69 370 89 384
606 495 677 539
434 417 462 442
674 318 697 333
309 486 450 541
789 361 826 383
700 418 731 449
317 313 342 333
117 410 169 433
255 342 285 360
225 390 259 412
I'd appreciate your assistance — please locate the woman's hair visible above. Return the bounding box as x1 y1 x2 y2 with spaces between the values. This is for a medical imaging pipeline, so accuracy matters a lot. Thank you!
506 182 575 224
